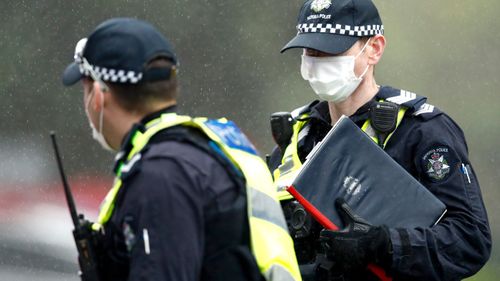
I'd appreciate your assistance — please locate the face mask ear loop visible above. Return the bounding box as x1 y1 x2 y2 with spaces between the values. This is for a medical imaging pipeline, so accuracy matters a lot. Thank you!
85 86 97 119
355 39 372 79
355 38 371 59
358 64 370 80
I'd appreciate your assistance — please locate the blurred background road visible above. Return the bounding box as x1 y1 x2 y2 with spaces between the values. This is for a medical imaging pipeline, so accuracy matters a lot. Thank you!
0 1 499 280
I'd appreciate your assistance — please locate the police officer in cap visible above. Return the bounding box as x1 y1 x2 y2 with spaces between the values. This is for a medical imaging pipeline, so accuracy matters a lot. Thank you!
62 18 301 281
268 0 491 280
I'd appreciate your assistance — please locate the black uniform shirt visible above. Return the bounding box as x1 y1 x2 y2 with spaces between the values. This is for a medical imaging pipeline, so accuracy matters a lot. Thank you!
269 87 491 281
99 106 262 281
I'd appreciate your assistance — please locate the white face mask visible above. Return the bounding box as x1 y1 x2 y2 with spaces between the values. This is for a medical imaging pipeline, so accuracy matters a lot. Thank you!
301 39 370 103
85 90 115 152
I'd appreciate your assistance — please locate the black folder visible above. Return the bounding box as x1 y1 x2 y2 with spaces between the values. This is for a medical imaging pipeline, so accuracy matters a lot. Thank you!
288 116 446 229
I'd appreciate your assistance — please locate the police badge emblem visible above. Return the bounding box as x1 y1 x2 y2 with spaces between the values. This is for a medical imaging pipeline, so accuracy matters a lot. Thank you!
423 147 451 181
310 0 332 13
122 219 137 252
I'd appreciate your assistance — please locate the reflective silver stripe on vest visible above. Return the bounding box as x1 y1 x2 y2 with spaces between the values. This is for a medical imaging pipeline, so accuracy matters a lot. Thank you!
277 155 295 176
251 188 288 232
297 122 310 143
121 153 142 174
264 264 296 281
363 124 377 140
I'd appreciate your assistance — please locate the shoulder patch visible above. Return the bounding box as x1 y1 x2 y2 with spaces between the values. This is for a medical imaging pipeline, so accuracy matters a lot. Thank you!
421 146 453 181
122 216 137 252
204 119 258 155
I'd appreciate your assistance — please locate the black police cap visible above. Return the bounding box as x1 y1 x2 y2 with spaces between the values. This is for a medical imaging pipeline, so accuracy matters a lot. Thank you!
281 0 383 55
62 18 178 86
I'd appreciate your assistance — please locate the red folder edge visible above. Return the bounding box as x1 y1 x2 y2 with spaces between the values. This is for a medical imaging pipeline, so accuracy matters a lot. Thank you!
287 185 392 281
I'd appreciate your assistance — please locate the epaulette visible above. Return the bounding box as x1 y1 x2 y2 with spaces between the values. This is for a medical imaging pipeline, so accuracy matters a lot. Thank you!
377 86 442 120
411 102 443 120
291 100 319 119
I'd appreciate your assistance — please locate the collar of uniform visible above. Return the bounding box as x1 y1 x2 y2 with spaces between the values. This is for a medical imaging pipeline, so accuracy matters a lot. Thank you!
113 105 178 173
308 99 376 126
350 99 376 124
307 101 331 125
121 104 178 148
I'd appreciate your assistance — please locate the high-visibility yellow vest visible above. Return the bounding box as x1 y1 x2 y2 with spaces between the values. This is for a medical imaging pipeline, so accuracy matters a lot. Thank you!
93 113 302 281
273 102 407 201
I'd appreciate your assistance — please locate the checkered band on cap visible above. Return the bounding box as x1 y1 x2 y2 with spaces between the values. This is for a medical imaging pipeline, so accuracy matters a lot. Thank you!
297 23 384 36
79 63 143 84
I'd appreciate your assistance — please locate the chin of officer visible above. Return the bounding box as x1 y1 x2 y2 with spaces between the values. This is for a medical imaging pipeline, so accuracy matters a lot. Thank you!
270 0 491 280
61 18 301 281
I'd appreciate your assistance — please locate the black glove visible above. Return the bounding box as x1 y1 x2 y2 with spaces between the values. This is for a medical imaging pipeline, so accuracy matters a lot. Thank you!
319 198 392 273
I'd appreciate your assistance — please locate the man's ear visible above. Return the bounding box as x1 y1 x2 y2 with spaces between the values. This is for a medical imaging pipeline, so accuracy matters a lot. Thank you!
91 81 107 111
367 34 386 65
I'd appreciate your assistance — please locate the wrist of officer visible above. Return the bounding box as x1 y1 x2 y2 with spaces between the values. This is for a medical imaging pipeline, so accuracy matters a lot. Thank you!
370 225 393 270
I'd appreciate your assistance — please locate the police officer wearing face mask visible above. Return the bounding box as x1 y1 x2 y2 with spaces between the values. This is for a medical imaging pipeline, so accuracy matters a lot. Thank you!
61 18 301 281
268 0 491 280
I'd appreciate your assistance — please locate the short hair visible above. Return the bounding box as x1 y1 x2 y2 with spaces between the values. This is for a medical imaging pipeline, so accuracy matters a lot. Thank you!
107 57 178 112
358 36 372 44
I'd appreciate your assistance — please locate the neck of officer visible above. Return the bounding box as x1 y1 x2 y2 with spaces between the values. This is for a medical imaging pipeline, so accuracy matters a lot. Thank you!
106 100 177 150
328 72 379 125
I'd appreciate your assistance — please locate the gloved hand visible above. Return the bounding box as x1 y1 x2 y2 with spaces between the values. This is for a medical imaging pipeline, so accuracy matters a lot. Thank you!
319 198 392 273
